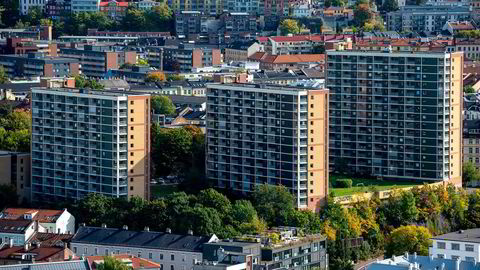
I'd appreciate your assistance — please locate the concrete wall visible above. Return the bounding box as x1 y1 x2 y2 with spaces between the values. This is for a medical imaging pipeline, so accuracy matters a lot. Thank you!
430 239 480 261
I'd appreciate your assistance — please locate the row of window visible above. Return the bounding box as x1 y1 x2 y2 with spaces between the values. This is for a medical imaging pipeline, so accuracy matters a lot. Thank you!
437 241 474 251
437 254 475 262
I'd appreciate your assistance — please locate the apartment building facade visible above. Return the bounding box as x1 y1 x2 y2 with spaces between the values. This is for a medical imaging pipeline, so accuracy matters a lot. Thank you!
71 0 100 12
429 229 480 261
31 87 151 202
161 44 222 72
326 50 463 184
387 5 471 33
0 152 31 203
206 83 329 211
0 53 80 78
60 44 136 78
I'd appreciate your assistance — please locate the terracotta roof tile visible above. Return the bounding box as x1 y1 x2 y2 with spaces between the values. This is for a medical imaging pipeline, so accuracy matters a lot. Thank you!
1 208 65 223
0 246 66 262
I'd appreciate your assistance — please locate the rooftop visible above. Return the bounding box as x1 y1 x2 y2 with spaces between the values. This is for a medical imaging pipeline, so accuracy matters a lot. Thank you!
87 254 161 269
0 260 89 270
0 246 67 262
207 83 328 93
0 208 67 223
367 254 480 270
31 87 150 98
0 219 34 234
72 226 215 252
29 233 74 247
432 229 480 243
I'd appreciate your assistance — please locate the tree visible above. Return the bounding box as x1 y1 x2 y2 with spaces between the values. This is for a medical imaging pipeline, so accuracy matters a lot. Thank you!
25 7 43 26
463 161 480 185
381 0 398 12
145 72 166 82
167 74 184 81
177 206 223 236
466 191 480 228
325 0 346 7
464 86 476 94
151 3 172 19
0 66 8 84
74 75 104 90
13 19 29 29
151 125 193 177
151 95 175 115
279 19 303 35
386 225 432 257
378 190 418 229
252 184 295 226
137 58 148 66
39 18 52 26
121 8 146 31
0 111 31 131
197 189 232 218
97 256 131 270
354 4 373 28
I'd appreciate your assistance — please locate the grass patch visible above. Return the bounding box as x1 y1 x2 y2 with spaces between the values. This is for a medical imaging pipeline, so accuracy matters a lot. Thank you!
330 175 423 196
151 185 178 199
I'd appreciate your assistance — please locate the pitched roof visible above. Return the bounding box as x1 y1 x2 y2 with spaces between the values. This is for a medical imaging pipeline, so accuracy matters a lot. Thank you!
72 226 213 252
260 54 325 64
87 254 161 269
29 233 74 247
0 246 66 262
0 260 89 270
431 229 480 243
448 21 475 30
0 208 66 223
0 219 33 234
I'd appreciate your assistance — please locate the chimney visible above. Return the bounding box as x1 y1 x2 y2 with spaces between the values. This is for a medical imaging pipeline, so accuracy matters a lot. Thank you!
441 263 445 270
80 223 86 227
144 226 150 232
166 228 172 233
9 239 13 248
122 225 128 230
24 242 30 251
405 252 408 260
35 242 41 248
101 223 107 228
455 257 460 270
187 230 193 235
413 252 417 259
429 254 433 261
408 263 413 270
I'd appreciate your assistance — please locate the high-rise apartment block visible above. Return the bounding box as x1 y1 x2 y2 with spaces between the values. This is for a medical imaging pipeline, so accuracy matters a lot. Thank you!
206 83 329 210
31 88 151 203
326 50 463 184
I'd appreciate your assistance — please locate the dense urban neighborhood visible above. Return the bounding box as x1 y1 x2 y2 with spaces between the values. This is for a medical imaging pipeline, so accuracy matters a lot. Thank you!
2 0 480 269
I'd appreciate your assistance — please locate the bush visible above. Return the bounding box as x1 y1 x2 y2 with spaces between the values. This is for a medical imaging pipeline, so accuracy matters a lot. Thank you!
336 179 353 188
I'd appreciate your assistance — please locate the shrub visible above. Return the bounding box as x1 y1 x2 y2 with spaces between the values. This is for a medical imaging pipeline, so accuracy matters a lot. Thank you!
336 179 353 188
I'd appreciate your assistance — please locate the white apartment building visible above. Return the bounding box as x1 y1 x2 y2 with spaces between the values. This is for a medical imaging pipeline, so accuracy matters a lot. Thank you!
429 229 480 262
71 0 100 12
19 0 46 15
136 0 160 10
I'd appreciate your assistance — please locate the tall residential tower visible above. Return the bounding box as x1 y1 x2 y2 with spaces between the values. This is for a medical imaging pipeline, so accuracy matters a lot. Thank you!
326 50 463 184
206 83 329 211
31 87 151 202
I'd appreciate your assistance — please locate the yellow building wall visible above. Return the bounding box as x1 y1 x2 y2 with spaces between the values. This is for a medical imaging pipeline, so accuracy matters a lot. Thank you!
449 52 463 186
127 96 151 200
307 90 329 212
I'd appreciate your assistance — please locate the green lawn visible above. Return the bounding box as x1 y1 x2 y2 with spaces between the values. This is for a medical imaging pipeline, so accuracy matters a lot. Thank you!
330 175 423 196
151 184 178 199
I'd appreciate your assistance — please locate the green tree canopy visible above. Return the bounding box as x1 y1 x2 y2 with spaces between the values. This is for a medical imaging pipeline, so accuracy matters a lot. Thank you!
0 111 31 131
0 66 8 84
151 95 175 115
381 0 398 12
464 86 476 94
463 161 480 185
386 225 432 257
252 184 295 226
279 19 303 35
97 256 131 270
151 125 192 176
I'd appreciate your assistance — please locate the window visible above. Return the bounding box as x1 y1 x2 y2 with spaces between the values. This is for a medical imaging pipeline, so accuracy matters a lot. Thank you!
130 118 134 122
160 254 164 260
182 255 186 262
130 169 134 173
466 256 475 262
130 135 134 139
138 252 142 258
130 161 134 165
94 248 98 255
437 254 445 259
130 126 134 130
130 186 134 191
171 254 175 261
84 247 88 254
452 255 460 260
149 253 153 259
130 143 134 147
131 152 134 156
171 266 174 270
131 101 134 105
74 247 77 253
130 178 134 182
437 242 446 249
466 244 474 252
452 243 460 250
131 109 134 113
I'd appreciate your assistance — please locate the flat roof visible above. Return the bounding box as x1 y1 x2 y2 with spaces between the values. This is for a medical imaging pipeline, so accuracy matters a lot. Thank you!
207 83 328 93
326 50 459 57
31 87 150 98
432 229 480 243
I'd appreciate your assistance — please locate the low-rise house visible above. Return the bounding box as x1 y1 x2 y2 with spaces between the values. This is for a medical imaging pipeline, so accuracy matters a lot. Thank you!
0 208 75 235
444 21 476 35
100 0 129 18
429 229 480 261
367 253 478 269
224 41 264 63
87 254 162 269
134 0 160 10
248 52 325 71
0 219 42 247
71 225 219 268
0 243 74 265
